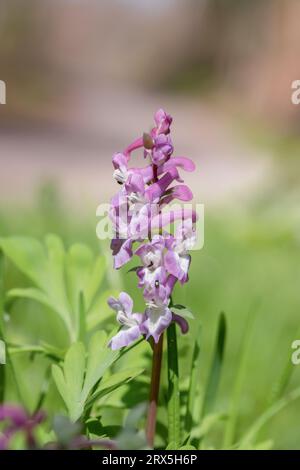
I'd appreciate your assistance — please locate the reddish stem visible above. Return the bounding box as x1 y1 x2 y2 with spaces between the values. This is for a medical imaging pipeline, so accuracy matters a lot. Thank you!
145 162 163 448
146 334 164 447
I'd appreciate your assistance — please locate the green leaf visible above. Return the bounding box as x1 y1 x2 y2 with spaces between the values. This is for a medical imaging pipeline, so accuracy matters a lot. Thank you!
166 442 178 450
64 342 86 405
8 288 57 313
52 364 69 403
52 332 128 422
0 236 74 340
202 312 226 417
85 256 106 308
0 236 49 289
8 342 64 361
52 342 86 421
65 244 106 338
268 331 300 406
52 415 82 446
197 412 227 440
0 236 108 344
185 323 202 433
86 368 144 407
116 403 148 450
81 331 117 401
167 322 181 448
223 307 257 448
240 386 300 447
86 289 118 331
172 306 195 320
78 292 87 344
45 235 69 314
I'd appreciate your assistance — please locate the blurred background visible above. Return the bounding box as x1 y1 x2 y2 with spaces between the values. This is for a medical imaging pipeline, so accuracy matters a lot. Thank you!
0 0 300 449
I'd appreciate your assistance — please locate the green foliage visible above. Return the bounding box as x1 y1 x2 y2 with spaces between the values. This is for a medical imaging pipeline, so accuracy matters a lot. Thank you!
52 331 143 422
201 312 226 417
0 233 144 448
0 235 108 343
0 196 299 450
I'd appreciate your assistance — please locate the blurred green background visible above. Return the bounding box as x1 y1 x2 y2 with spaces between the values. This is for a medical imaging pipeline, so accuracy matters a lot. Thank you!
0 0 300 449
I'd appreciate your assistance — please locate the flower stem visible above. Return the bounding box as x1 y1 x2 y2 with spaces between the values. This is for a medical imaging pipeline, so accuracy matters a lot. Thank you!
145 161 163 448
167 322 180 448
146 334 164 448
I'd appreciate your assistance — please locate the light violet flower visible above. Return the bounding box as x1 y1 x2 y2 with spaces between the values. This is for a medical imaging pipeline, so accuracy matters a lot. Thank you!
164 220 196 284
135 235 165 276
112 152 129 185
108 293 145 350
151 134 174 166
154 108 173 135
107 109 197 348
144 300 172 344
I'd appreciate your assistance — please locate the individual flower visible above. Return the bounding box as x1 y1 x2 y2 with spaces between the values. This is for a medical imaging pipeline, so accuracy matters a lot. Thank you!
164 220 196 284
154 108 173 135
143 289 172 343
135 235 166 288
153 134 173 165
108 293 145 350
112 152 129 185
147 134 174 166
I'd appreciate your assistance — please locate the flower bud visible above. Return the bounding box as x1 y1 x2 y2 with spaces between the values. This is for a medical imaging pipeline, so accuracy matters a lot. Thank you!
143 132 154 150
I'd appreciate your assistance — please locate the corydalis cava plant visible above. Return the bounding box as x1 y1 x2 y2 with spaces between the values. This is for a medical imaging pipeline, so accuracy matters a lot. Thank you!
107 109 196 447
107 109 197 350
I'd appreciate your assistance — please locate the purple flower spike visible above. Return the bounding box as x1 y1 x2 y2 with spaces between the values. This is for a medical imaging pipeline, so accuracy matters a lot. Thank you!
107 109 196 349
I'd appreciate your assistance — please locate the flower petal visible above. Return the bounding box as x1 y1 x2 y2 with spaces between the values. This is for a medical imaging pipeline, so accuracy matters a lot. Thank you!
119 292 133 316
124 137 144 157
146 168 180 202
172 313 189 334
144 306 172 343
162 185 193 205
111 239 133 269
162 157 196 173
108 325 141 350
112 152 128 170
165 251 190 284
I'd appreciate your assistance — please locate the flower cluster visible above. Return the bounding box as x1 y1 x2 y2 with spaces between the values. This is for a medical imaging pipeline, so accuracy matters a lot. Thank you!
108 109 197 350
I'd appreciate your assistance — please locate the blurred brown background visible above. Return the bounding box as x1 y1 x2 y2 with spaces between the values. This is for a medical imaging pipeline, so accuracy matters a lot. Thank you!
0 0 299 208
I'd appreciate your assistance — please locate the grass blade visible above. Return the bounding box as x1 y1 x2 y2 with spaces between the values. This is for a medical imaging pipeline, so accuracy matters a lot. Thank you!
223 306 257 448
167 322 181 448
240 386 300 446
201 312 226 417
185 323 202 433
